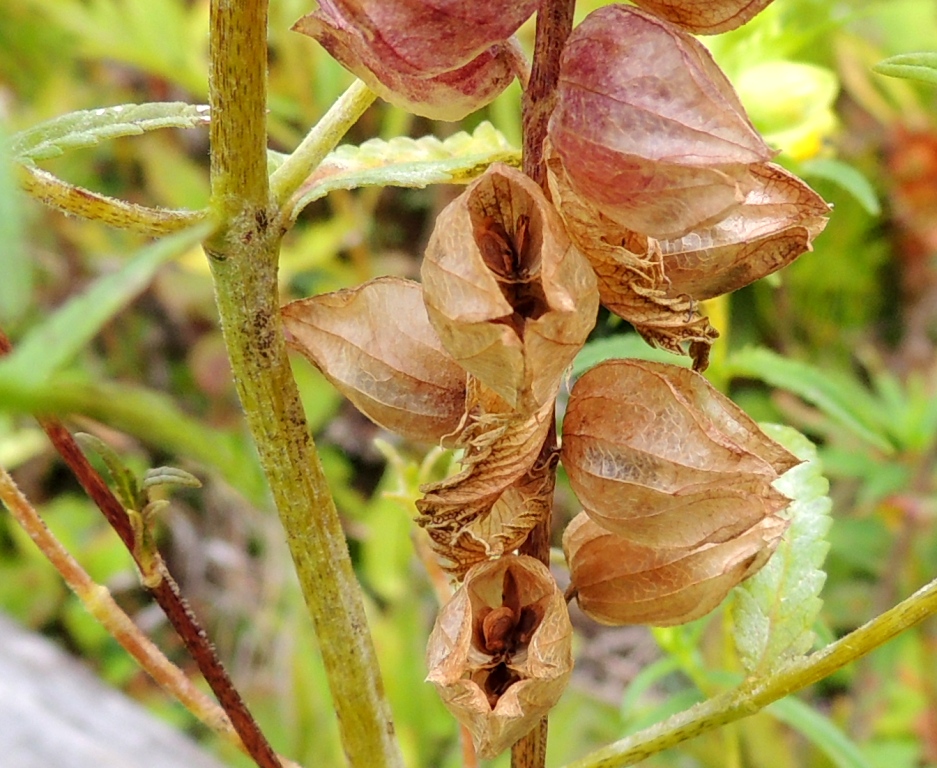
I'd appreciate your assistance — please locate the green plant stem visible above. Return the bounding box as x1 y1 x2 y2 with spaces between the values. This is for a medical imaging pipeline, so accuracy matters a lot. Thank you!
206 2 402 766
17 164 205 234
270 78 377 212
564 574 937 768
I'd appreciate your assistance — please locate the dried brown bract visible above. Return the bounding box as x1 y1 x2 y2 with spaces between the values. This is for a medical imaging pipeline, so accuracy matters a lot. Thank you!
293 1 534 121
282 277 467 444
416 380 555 576
422 164 598 413
632 0 776 34
560 359 799 549
564 512 788 626
548 5 774 241
426 555 572 757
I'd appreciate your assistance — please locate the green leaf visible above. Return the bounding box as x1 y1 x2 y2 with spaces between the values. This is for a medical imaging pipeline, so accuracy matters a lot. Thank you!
725 347 896 453
0 222 211 386
732 425 832 675
768 696 872 768
10 102 210 165
142 466 202 491
800 158 880 216
285 121 520 219
874 52 937 87
74 432 140 511
0 123 30 325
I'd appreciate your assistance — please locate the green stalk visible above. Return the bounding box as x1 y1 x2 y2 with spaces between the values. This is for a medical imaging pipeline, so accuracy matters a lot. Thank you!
565 575 937 767
205 2 402 766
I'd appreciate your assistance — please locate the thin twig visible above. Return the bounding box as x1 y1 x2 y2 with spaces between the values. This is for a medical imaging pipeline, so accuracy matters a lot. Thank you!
0 463 300 768
0 330 282 768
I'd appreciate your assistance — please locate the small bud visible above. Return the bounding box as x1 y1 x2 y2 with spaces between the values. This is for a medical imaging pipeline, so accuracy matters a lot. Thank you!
548 5 774 240
426 555 573 758
631 0 776 34
564 512 788 626
422 164 598 413
560 359 799 549
294 1 535 121
282 277 467 444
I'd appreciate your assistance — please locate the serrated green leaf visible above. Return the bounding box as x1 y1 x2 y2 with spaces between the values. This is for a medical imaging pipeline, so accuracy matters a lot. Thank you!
725 347 896 453
0 123 30 326
768 696 872 768
800 158 880 216
874 52 937 87
287 121 520 219
0 222 211 386
10 102 210 165
732 424 832 675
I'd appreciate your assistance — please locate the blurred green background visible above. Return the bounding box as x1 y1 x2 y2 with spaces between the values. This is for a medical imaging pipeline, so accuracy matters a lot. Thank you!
2 1 937 766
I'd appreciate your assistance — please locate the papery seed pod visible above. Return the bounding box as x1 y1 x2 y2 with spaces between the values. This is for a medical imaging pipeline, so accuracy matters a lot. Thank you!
422 163 599 413
417 380 555 576
547 155 829 369
426 555 573 757
560 359 799 549
282 276 466 444
548 5 774 240
631 0 776 35
293 1 534 121
564 512 788 626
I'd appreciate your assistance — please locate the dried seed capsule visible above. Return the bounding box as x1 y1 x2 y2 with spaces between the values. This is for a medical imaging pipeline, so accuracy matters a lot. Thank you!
564 511 788 626
560 359 799 549
293 0 535 121
426 555 573 757
631 0 776 35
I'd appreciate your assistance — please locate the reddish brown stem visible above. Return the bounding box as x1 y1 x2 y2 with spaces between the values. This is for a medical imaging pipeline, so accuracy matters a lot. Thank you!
0 329 282 768
521 0 576 189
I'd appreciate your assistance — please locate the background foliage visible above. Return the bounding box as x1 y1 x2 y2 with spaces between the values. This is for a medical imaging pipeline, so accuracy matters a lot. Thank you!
2 1 937 766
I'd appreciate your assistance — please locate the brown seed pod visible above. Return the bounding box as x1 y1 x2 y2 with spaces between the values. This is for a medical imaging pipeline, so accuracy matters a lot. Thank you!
293 1 534 121
564 511 788 626
548 5 774 240
631 0 776 34
422 164 598 413
426 555 573 757
560 359 799 549
282 276 466 444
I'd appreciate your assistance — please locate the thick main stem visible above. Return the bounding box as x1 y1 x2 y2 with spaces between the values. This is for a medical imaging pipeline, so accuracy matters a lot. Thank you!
206 2 402 766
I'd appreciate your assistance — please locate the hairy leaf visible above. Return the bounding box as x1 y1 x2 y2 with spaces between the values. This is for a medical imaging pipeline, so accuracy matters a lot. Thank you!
285 122 519 220
732 424 832 674
10 102 210 165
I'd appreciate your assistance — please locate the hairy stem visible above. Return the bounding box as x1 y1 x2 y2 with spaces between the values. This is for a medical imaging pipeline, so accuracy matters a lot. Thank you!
564 575 937 767
270 78 377 212
206 2 403 765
